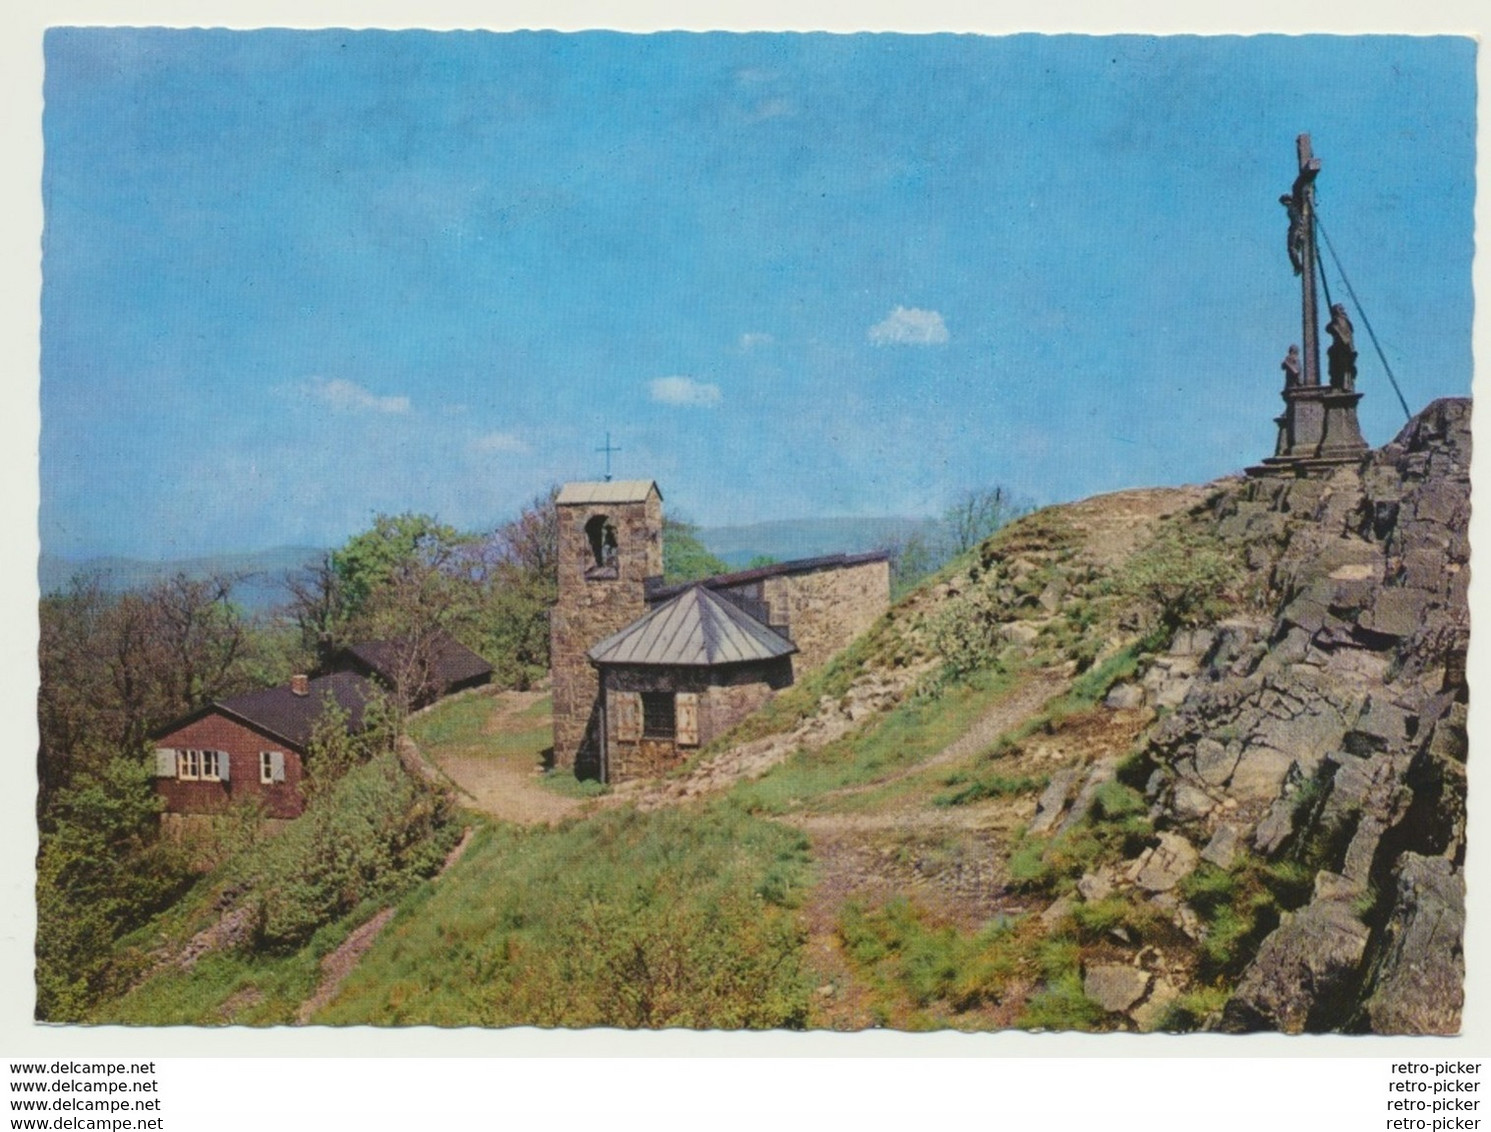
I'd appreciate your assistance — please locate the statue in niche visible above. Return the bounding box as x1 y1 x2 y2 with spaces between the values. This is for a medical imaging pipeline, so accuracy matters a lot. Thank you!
1326 304 1358 391
1281 344 1302 387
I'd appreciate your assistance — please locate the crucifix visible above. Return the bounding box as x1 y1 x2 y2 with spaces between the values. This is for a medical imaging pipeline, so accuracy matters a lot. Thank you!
1281 133 1323 387
595 431 621 482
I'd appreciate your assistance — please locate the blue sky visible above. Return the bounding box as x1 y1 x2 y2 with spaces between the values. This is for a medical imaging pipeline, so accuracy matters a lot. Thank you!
40 31 1476 560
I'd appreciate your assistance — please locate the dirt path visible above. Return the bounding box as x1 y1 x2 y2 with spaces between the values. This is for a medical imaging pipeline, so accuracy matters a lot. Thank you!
417 689 588 827
807 667 1071 812
295 826 477 1024
779 671 1072 1027
295 907 397 1024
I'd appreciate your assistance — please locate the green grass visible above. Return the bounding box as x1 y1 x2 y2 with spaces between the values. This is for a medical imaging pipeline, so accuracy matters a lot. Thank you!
837 898 1024 1020
726 667 1019 815
538 771 609 799
933 772 1046 808
314 806 814 1028
95 899 385 1025
410 693 553 764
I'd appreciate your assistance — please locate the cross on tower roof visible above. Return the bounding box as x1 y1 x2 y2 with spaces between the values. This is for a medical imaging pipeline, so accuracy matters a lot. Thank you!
595 431 621 482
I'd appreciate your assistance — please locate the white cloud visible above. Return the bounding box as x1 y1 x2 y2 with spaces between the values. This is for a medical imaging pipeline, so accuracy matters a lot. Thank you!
307 377 411 414
738 332 774 351
470 431 528 454
649 376 722 407
868 306 950 346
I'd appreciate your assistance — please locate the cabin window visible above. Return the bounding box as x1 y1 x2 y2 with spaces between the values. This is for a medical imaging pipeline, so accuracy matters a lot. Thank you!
177 749 224 782
584 515 620 575
260 751 286 784
641 692 676 740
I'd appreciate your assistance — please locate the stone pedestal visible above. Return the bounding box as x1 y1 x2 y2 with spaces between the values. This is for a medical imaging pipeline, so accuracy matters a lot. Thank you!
1250 384 1368 475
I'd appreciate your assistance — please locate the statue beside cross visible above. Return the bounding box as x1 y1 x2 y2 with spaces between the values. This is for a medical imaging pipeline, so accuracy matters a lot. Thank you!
1250 134 1370 474
1326 303 1358 391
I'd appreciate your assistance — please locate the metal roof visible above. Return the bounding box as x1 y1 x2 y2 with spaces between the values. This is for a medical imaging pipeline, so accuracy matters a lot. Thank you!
588 585 796 668
556 480 661 506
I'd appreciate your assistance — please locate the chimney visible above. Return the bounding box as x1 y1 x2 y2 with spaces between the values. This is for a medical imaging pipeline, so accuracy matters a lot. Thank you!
291 674 309 697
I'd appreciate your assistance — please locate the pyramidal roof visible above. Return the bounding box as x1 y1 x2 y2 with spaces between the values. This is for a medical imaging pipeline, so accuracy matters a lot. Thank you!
588 585 796 668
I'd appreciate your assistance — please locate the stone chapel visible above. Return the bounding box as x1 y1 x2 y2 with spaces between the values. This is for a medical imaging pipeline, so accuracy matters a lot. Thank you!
549 480 890 782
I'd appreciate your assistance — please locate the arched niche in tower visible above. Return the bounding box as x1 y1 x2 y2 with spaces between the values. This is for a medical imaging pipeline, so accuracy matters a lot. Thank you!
584 514 620 579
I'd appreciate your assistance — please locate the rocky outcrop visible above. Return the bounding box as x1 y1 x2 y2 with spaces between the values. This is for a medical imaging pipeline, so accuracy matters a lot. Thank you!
1134 399 1469 1034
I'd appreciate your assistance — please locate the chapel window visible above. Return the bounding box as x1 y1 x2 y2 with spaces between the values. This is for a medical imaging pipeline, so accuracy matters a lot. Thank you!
641 692 676 740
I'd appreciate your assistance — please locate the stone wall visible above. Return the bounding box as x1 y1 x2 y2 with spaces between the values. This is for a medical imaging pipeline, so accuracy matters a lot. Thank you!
600 659 791 782
757 557 890 675
549 487 662 774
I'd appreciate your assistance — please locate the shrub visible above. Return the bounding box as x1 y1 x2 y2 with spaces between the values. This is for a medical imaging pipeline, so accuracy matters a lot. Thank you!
247 750 458 951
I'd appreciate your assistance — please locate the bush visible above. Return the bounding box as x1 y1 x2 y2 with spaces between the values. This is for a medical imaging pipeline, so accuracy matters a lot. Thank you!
1110 526 1246 634
35 757 196 1020
247 751 458 951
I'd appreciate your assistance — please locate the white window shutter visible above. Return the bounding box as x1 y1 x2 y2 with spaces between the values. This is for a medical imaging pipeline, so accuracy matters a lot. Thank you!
612 692 642 742
217 752 230 782
270 751 286 783
676 693 700 746
153 749 176 778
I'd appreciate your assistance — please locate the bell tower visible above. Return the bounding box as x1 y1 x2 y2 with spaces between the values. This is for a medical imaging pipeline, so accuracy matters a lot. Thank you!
549 480 663 776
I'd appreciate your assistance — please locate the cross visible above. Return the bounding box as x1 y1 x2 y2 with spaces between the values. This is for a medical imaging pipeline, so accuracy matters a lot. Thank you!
595 432 621 482
1287 134 1324 387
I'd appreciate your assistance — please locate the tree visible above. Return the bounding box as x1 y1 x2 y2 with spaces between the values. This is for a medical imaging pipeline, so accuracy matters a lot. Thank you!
331 513 470 617
663 517 729 584
38 570 253 815
284 552 351 670
943 486 1027 558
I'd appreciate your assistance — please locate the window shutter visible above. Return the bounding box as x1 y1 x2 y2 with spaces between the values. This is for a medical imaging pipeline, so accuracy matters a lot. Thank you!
612 692 642 742
153 749 176 778
270 751 286 783
217 752 230 782
676 693 700 746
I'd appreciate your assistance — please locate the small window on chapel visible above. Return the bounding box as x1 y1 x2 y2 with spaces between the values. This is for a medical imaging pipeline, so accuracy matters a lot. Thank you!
641 693 676 740
584 515 620 578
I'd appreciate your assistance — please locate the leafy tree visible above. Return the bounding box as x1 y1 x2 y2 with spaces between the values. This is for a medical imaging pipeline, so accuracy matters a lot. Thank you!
330 513 471 623
663 516 729 584
35 756 193 1019
38 570 254 815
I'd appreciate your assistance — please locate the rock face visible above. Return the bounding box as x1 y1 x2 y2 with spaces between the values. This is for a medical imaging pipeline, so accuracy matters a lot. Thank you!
1142 398 1469 1034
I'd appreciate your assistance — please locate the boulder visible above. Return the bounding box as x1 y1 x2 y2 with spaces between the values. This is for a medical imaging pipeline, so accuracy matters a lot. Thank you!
1029 766 1083 835
1129 833 1199 894
1361 854 1464 1035
1084 964 1151 1014
1199 823 1241 870
1104 682 1146 710
1221 895 1370 1033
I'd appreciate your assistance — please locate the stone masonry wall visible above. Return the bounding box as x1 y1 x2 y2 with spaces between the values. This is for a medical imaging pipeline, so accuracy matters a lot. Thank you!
549 488 662 774
758 558 890 676
600 659 791 782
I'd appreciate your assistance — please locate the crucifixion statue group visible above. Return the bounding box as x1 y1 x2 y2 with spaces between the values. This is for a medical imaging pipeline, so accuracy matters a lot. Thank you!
1252 134 1368 474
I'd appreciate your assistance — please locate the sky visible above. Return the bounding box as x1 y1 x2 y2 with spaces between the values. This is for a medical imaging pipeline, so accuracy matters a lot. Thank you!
39 31 1476 561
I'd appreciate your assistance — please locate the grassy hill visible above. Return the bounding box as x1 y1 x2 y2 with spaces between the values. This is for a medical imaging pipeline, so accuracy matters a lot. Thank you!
80 402 1470 1032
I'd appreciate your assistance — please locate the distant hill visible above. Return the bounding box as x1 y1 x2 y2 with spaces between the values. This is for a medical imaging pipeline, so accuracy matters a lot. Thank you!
697 516 940 568
39 546 325 612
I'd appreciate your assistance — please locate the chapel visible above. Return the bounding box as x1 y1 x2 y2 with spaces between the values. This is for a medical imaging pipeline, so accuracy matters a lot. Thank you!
549 480 890 782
